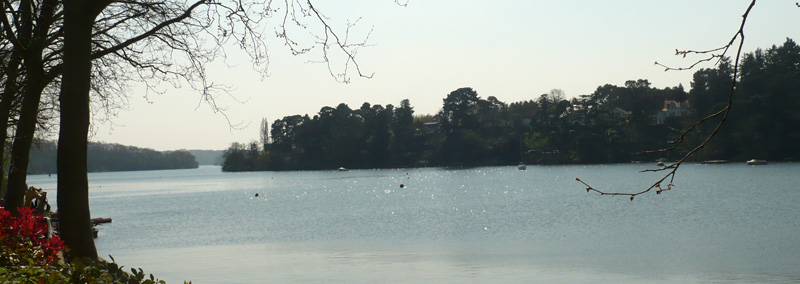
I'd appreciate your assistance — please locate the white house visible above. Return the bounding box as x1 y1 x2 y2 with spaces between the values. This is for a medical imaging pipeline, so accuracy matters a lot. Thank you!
656 100 692 125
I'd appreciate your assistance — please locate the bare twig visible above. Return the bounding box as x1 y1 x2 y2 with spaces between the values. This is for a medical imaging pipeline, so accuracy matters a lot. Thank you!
86 0 382 130
275 0 375 83
578 0 757 200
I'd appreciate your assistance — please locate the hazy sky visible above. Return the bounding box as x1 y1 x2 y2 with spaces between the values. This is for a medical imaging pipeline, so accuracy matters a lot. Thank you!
88 0 799 151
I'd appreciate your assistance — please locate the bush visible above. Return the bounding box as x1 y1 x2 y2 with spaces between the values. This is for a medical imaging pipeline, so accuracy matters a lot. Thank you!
0 207 184 283
0 256 173 284
0 207 64 266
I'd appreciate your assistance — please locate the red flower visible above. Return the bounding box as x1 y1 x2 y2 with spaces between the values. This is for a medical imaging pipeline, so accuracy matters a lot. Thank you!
0 207 66 265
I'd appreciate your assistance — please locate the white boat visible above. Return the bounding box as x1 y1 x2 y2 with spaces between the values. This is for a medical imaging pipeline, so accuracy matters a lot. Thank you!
746 159 767 165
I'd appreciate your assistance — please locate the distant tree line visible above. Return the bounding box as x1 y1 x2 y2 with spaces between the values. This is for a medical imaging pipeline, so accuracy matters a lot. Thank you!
27 140 199 174
222 38 800 171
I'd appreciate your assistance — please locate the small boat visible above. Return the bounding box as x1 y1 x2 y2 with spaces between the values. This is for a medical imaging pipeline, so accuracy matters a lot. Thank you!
337 167 348 172
746 159 767 165
518 163 526 170
702 160 730 164
91 217 113 225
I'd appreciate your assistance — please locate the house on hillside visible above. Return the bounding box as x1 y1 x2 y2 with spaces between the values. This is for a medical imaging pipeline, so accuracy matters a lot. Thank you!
611 107 631 120
656 100 692 125
560 104 589 126
422 122 440 134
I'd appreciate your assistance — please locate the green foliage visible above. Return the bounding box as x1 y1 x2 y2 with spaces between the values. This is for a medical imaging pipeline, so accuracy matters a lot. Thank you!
221 142 263 172
0 256 173 284
27 140 199 174
525 132 549 150
222 38 800 170
441 87 481 130
688 38 800 161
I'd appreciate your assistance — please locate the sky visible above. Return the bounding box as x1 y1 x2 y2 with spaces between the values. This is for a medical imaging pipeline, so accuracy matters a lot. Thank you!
88 0 800 151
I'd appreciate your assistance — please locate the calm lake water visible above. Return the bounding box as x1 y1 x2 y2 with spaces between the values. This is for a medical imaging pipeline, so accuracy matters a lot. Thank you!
28 163 800 284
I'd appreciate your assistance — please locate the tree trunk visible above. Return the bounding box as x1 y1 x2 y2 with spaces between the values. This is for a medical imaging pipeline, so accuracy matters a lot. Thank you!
0 95 13 199
57 1 100 261
4 0 60 215
0 55 22 202
4 65 45 213
2 0 36 214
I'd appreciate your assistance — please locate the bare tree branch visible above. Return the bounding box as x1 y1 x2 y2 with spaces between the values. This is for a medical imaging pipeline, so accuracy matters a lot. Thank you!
91 0 207 60
306 1 373 83
578 0 757 200
0 0 24 49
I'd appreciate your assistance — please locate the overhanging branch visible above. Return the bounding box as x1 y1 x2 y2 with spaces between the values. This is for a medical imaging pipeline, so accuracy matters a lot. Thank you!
578 0 757 200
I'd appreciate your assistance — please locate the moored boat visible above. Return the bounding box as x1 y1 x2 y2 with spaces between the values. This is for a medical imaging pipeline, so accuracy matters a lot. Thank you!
746 159 767 165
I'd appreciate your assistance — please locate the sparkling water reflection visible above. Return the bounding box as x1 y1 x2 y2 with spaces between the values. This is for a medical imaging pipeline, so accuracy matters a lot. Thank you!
28 164 800 283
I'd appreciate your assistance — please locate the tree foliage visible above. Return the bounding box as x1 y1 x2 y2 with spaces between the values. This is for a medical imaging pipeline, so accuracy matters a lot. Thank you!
223 38 800 172
26 140 199 174
694 38 800 161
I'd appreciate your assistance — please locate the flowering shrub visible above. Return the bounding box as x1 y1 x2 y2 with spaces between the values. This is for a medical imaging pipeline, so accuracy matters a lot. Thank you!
0 207 181 283
0 207 65 266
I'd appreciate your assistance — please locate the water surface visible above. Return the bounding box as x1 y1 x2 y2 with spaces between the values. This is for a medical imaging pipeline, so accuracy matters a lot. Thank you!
28 163 800 283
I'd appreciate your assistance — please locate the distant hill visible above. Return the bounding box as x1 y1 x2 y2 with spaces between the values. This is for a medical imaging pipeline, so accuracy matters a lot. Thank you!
188 150 224 165
27 140 199 174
